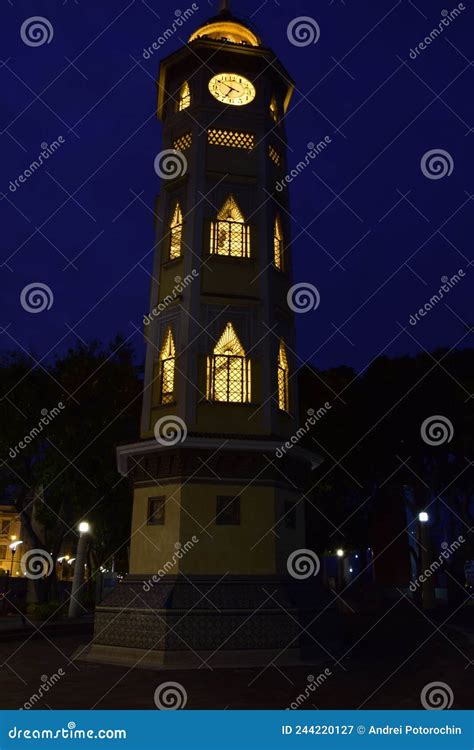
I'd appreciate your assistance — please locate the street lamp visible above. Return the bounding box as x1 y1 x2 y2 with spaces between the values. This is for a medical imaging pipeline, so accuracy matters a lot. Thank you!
417 512 434 609
335 548 345 593
8 540 23 577
68 521 91 618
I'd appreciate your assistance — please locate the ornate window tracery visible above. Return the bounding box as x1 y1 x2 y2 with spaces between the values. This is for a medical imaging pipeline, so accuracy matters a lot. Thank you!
278 340 289 412
159 328 176 404
178 81 191 111
207 322 251 403
274 215 283 270
210 196 250 258
169 203 183 260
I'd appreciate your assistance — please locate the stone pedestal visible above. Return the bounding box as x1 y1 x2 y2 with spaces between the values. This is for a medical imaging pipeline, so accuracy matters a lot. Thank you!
77 574 320 669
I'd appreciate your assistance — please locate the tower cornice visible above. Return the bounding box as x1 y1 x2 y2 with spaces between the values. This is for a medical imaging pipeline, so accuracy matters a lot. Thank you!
156 41 295 121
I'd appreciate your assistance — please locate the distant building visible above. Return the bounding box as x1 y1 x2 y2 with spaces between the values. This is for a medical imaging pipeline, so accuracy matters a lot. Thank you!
0 500 75 581
0 503 25 577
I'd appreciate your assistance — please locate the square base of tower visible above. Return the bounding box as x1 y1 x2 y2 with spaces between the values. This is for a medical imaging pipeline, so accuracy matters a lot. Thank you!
75 575 324 670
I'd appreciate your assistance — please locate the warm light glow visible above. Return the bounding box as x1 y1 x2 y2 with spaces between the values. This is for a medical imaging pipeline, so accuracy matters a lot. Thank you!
208 128 255 151
208 73 256 106
277 341 289 412
210 196 250 258
268 144 281 166
173 132 192 152
169 203 183 260
78 521 90 534
159 328 176 404
418 512 429 523
274 215 283 270
178 81 190 111
270 95 279 122
10 535 17 541
208 322 250 403
336 548 344 558
189 21 260 47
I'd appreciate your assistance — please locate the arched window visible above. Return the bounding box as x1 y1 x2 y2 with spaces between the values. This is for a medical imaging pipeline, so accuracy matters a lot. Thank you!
274 215 283 270
207 322 251 403
169 203 183 260
270 95 279 123
210 196 250 258
159 328 176 404
277 341 289 412
178 81 191 111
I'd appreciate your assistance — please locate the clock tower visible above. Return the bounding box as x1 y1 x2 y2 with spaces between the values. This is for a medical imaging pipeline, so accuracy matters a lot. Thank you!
87 2 320 669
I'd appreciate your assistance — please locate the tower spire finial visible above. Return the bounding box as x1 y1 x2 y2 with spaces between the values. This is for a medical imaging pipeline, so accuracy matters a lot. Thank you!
219 0 231 13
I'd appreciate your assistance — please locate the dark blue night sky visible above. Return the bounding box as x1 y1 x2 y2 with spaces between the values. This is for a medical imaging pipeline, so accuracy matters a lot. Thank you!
1 0 472 372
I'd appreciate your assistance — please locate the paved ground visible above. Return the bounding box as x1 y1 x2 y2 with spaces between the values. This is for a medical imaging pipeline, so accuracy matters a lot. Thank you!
0 602 472 710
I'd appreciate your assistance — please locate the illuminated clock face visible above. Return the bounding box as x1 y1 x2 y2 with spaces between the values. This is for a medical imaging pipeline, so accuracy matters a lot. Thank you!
208 73 256 106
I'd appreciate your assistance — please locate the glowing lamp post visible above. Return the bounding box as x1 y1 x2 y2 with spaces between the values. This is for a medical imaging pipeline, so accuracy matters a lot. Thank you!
68 521 91 618
8 540 23 577
417 512 435 610
335 548 345 593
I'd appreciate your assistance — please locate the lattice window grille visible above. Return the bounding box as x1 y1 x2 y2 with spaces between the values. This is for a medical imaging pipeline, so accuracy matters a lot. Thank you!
268 144 281 166
208 128 255 152
173 132 192 152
